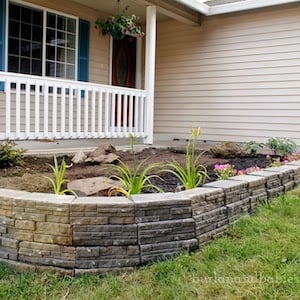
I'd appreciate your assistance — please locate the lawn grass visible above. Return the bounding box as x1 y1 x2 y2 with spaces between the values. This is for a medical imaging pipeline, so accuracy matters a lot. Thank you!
0 188 299 300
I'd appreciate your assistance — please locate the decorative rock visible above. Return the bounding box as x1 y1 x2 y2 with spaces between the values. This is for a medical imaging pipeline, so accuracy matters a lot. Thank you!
85 143 119 164
72 151 87 164
67 177 121 196
210 141 245 158
85 153 119 164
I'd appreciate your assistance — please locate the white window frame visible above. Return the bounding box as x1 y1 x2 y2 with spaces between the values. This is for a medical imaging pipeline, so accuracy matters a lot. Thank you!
5 0 79 80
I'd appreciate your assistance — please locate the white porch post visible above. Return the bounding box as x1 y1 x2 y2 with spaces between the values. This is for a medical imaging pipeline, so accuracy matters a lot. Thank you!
144 5 156 144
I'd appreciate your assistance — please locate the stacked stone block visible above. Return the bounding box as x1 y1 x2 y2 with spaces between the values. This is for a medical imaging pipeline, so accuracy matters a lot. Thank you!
288 161 300 185
71 197 139 271
264 166 295 192
180 187 227 246
132 193 198 263
229 175 267 212
205 180 250 224
250 170 284 199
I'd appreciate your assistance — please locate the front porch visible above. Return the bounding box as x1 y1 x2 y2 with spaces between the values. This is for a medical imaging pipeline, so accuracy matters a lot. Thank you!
0 0 177 145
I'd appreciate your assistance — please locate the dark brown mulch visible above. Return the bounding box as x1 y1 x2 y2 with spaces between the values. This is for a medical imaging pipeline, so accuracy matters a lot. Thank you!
0 147 271 194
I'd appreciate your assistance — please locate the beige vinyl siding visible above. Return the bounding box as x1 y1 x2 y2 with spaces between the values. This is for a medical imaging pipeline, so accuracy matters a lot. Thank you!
25 0 110 84
154 3 300 143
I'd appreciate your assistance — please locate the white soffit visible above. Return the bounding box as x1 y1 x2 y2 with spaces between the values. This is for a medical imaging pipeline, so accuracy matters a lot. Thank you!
208 0 300 15
176 0 300 15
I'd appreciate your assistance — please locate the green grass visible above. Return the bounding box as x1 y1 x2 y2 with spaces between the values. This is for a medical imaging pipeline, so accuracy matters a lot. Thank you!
1 188 300 299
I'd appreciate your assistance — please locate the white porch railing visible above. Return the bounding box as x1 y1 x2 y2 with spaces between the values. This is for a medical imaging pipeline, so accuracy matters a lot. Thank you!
0 72 148 141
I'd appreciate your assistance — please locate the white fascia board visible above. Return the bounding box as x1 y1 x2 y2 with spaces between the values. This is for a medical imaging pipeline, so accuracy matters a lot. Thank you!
175 0 210 15
208 0 300 15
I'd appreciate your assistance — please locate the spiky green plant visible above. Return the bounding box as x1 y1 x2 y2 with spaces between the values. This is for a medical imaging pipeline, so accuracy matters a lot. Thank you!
108 134 162 198
164 128 208 190
44 156 76 196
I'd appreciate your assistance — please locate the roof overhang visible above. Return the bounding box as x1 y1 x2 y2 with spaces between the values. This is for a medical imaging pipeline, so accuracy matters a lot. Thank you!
175 0 300 15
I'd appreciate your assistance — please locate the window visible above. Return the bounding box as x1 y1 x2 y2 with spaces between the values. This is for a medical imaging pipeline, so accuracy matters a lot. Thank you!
7 2 77 80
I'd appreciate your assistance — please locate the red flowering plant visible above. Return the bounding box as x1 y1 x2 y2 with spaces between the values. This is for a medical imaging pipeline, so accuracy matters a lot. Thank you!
95 10 144 40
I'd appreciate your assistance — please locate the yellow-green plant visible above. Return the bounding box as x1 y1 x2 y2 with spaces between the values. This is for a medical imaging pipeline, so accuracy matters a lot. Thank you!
108 134 162 198
44 156 76 196
164 128 208 190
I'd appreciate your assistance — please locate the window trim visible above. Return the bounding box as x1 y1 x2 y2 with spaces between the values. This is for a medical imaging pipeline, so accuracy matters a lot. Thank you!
5 0 79 80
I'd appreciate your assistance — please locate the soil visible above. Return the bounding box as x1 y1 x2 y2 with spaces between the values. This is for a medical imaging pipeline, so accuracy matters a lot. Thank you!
0 147 272 195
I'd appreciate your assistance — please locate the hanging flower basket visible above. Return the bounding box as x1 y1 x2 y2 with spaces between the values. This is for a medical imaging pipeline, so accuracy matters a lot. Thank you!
95 12 144 40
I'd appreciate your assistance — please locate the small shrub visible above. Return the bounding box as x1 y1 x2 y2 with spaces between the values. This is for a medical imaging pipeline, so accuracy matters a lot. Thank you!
245 140 264 156
107 134 163 198
214 164 236 180
0 140 25 168
266 137 297 157
44 156 76 196
165 128 208 190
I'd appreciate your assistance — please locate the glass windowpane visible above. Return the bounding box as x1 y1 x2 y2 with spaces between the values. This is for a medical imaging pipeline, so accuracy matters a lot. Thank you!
47 13 56 29
21 23 31 40
56 63 65 78
9 20 20 38
21 7 31 24
8 55 19 73
46 61 55 77
57 16 66 31
21 40 31 57
32 43 42 59
32 26 42 42
66 49 75 64
67 19 76 33
8 38 19 55
9 4 20 21
67 34 75 49
32 59 42 76
66 64 75 80
46 46 55 60
21 58 30 74
56 47 65 62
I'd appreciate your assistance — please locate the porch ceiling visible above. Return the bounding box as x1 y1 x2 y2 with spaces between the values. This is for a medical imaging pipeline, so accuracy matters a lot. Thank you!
71 0 201 25
72 0 147 19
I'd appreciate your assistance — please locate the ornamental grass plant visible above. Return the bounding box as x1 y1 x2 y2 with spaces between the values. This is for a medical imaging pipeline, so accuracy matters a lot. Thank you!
107 134 162 198
164 128 208 190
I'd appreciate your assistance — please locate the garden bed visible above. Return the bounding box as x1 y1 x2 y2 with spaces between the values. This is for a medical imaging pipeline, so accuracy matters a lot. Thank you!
0 147 272 194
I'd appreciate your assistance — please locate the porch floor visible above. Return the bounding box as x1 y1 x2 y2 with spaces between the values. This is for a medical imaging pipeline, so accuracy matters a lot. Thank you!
14 138 216 156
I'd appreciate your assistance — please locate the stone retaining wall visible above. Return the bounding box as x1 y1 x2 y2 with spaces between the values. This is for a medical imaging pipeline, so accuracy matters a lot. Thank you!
0 161 299 275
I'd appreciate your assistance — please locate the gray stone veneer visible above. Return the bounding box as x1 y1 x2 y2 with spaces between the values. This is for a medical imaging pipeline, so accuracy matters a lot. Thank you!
0 161 299 275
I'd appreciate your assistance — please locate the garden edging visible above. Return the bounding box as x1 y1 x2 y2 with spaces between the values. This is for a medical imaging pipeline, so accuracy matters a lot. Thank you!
0 161 300 275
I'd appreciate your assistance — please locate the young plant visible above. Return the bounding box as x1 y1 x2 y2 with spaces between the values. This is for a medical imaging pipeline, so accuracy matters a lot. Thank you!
44 156 76 196
107 134 162 198
266 137 297 157
237 166 261 175
164 128 208 190
214 164 237 180
246 140 264 156
0 140 25 168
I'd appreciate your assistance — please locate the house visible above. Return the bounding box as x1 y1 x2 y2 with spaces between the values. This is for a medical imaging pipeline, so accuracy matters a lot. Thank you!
0 0 300 144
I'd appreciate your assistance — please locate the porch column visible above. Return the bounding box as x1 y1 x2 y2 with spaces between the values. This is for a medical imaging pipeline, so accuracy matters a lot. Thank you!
144 5 156 144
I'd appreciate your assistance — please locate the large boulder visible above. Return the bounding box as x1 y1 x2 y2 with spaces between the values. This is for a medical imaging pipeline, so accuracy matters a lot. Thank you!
67 176 122 196
72 143 120 165
210 142 245 158
85 143 119 164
